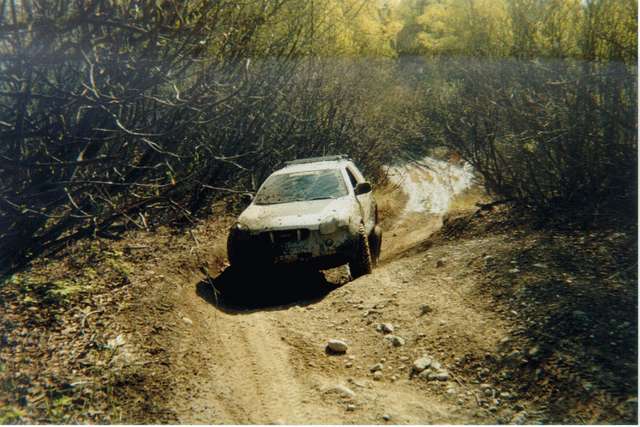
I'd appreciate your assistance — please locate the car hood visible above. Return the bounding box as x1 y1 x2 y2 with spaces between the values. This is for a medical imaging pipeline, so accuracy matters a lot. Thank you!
238 197 354 231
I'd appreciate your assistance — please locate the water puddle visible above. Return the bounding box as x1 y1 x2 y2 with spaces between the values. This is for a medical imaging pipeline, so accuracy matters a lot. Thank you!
386 157 474 215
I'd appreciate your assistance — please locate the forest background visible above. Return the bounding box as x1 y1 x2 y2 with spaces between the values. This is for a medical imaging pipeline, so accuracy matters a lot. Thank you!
0 0 636 270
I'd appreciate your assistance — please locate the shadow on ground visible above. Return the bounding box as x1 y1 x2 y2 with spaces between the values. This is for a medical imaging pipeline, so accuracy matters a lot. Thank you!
195 265 342 313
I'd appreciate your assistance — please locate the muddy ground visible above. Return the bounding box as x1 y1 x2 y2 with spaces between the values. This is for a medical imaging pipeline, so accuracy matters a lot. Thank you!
0 161 637 424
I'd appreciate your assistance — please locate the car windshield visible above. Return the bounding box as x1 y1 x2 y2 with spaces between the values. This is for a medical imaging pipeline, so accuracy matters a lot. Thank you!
254 169 348 205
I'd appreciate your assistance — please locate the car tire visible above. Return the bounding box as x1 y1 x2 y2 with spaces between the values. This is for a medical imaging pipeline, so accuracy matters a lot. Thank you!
369 225 382 266
227 229 247 268
349 224 373 279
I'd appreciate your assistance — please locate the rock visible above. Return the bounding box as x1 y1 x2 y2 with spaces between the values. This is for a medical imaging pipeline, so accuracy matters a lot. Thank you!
382 414 392 421
380 323 394 334
500 392 511 399
345 362 353 368
346 404 356 412
413 356 433 372
327 339 348 354
446 387 457 395
431 360 442 370
399 356 409 362
370 363 384 372
489 406 498 413
418 369 432 379
182 317 193 326
480 383 492 390
533 263 547 269
385 335 405 347
391 375 398 382
508 268 520 274
325 384 355 398
373 371 383 381
419 304 433 315
436 258 446 268
429 371 450 381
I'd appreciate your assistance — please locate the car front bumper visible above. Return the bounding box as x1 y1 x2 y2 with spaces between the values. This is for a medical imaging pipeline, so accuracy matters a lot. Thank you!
232 227 355 269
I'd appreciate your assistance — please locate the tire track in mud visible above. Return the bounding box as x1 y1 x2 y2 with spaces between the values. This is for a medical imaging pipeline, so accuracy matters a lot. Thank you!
171 300 294 423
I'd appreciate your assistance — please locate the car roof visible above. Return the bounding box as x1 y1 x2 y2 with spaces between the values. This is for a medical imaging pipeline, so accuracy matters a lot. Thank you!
273 159 352 175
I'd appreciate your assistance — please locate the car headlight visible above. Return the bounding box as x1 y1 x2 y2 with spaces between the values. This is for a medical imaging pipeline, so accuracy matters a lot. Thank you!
233 222 250 235
319 217 349 235
319 220 337 235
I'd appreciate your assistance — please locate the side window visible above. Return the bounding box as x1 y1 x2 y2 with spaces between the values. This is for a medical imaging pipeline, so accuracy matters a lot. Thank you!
345 168 359 190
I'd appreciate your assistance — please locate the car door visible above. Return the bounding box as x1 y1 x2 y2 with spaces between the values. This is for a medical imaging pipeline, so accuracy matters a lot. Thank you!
345 164 374 233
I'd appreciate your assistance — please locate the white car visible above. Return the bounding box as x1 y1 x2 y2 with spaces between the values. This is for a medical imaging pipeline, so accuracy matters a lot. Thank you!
227 155 382 278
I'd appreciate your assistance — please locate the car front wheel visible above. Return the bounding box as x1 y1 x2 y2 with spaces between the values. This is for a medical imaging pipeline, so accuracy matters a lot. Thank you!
227 229 251 268
369 225 382 266
349 224 373 279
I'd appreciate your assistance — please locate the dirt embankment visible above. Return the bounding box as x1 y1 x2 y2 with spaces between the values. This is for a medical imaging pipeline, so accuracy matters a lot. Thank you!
1 159 637 424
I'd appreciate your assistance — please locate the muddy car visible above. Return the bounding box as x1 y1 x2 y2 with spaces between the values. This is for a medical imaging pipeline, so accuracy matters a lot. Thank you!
227 155 382 278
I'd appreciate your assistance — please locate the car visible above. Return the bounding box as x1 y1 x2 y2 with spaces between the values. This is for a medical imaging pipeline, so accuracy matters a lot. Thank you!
227 155 382 278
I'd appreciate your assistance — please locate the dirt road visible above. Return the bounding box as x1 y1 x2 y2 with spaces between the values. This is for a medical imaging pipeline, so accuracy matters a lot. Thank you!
3 158 634 424
149 158 516 424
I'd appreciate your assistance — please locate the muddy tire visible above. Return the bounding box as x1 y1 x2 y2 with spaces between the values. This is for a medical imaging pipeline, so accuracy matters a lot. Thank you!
227 230 247 268
369 225 382 266
349 224 373 279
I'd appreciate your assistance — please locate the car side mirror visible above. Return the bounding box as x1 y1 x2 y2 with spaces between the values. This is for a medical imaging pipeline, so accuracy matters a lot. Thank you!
241 192 254 204
354 182 372 195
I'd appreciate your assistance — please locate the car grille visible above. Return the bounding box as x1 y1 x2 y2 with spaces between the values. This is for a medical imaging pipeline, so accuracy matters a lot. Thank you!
264 229 310 243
